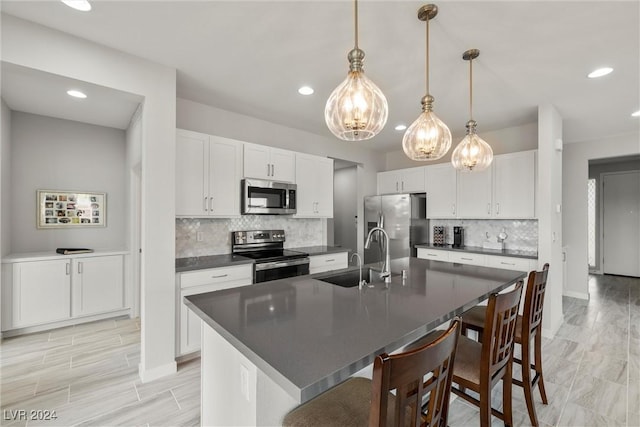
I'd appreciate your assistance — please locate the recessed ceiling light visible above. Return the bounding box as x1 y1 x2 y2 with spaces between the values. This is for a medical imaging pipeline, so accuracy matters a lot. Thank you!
632 110 640 117
61 0 91 11
298 86 314 96
587 67 613 78
67 90 87 99
394 124 407 131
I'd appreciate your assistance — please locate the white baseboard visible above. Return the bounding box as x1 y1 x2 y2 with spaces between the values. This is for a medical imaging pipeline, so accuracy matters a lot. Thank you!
563 290 589 300
138 361 177 383
1 309 131 338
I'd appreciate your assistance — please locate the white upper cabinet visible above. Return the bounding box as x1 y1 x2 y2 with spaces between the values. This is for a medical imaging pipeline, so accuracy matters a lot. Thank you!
244 142 295 183
175 129 243 217
425 164 457 218
424 151 536 219
457 167 493 219
492 150 536 218
377 166 425 194
294 153 334 218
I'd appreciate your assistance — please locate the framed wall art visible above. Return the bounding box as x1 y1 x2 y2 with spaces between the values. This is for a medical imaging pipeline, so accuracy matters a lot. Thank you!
37 190 106 229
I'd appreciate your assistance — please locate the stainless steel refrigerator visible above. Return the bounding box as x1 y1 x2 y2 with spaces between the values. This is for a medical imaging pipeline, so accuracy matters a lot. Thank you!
364 193 428 264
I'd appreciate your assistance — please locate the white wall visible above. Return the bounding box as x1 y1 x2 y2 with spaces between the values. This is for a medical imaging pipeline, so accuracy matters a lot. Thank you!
2 14 177 382
384 122 538 170
9 112 126 253
537 105 564 337
563 132 640 299
1 99 11 257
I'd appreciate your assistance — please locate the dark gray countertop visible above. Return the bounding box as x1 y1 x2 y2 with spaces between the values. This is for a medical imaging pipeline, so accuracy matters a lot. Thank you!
415 243 538 260
290 245 350 256
175 254 254 272
184 257 526 403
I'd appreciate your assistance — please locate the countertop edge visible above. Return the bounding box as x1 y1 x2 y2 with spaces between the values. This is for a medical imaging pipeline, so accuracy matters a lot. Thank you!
2 249 130 263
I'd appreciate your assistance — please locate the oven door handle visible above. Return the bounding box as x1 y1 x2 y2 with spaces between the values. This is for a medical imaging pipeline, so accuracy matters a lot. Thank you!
255 257 310 271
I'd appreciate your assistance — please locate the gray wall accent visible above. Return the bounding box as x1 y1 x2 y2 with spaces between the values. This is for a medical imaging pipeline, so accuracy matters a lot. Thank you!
176 217 324 258
1 99 11 257
333 166 357 254
9 112 126 253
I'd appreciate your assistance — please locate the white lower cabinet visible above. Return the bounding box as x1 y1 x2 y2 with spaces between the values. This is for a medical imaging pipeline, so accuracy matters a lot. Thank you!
72 256 124 317
10 259 72 328
309 252 348 275
417 248 536 273
2 253 127 333
177 264 253 356
416 248 450 262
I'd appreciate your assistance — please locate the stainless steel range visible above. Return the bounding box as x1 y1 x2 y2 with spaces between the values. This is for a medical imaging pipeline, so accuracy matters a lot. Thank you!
232 230 309 283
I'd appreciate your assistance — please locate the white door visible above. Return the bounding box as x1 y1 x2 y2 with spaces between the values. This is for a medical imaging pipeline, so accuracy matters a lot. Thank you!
73 256 124 316
12 260 71 327
425 164 457 218
209 136 243 216
603 171 640 277
175 130 209 216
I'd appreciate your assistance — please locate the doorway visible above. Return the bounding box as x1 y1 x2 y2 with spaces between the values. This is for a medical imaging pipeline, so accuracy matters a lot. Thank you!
602 171 640 277
332 161 358 255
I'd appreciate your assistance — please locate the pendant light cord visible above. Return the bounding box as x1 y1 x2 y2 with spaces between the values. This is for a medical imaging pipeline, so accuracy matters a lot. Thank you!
354 0 359 48
469 57 473 120
425 16 430 95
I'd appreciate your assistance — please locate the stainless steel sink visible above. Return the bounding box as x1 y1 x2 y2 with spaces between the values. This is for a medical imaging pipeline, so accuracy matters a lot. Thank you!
316 268 395 288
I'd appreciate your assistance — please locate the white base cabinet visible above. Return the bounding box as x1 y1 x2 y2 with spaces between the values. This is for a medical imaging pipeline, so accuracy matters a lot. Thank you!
417 248 537 272
10 259 72 328
309 252 349 275
2 252 127 334
176 264 253 356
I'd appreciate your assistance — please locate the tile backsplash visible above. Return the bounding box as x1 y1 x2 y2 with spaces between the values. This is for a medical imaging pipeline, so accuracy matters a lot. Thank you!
176 217 324 258
428 219 538 252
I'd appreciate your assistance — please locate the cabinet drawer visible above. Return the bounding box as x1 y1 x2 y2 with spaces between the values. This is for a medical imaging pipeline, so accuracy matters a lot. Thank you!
449 252 487 267
180 264 253 289
416 248 450 262
486 256 533 272
309 253 348 274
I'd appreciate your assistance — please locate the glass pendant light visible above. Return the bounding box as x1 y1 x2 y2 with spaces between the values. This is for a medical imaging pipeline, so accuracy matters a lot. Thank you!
451 49 493 172
325 0 388 141
402 4 451 161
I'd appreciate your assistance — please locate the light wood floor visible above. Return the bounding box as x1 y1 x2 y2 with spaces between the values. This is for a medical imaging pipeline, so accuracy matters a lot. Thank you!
1 273 638 426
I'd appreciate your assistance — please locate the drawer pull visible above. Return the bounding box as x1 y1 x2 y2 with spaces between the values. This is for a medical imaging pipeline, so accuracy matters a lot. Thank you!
500 262 515 266
461 257 473 261
211 274 228 279
325 259 335 262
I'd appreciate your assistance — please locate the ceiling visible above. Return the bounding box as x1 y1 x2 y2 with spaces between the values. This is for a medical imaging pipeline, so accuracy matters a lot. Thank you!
2 1 639 151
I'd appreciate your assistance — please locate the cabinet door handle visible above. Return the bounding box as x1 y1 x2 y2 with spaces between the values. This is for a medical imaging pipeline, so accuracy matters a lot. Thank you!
66 262 71 275
401 181 404 191
211 274 228 279
266 164 270 177
203 197 208 212
396 182 399 192
496 203 500 215
209 197 214 212
487 203 491 215
461 257 473 261
325 259 335 262
427 253 438 257
500 261 516 266
452 204 456 215
78 262 83 274
271 164 275 177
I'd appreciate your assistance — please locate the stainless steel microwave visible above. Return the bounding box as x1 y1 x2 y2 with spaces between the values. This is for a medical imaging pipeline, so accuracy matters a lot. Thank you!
241 179 297 215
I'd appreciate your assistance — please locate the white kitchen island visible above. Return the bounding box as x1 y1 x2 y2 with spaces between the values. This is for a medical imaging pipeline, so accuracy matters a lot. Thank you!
184 257 526 426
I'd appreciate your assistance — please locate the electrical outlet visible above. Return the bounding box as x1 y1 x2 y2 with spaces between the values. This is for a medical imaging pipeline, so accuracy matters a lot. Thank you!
196 231 204 242
240 365 249 401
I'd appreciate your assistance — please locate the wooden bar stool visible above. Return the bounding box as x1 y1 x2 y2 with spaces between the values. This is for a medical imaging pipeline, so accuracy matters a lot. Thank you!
461 264 549 427
451 281 523 427
283 318 461 427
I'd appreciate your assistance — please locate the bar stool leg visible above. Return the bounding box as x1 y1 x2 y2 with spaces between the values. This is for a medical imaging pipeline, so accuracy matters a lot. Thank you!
503 362 514 427
534 331 548 404
521 339 539 427
479 383 492 427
